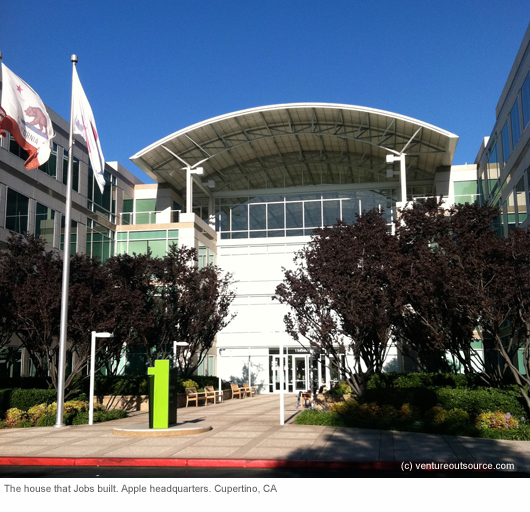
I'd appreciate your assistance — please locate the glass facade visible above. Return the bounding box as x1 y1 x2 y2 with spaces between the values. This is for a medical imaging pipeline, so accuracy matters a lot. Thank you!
5 189 29 234
38 143 58 179
454 181 478 205
116 229 179 258
215 189 395 239
35 203 55 246
60 218 78 255
87 167 115 223
62 152 79 192
522 70 530 129
86 220 114 262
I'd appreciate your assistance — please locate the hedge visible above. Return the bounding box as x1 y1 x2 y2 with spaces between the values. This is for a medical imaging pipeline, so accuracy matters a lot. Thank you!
9 389 57 412
367 372 487 390
362 386 525 417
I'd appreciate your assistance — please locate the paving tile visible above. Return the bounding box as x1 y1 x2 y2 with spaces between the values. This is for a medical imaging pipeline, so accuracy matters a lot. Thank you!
168 446 240 458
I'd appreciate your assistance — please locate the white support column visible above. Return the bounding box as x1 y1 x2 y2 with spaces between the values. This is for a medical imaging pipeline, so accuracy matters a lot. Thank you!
279 344 285 425
186 166 193 214
399 153 407 204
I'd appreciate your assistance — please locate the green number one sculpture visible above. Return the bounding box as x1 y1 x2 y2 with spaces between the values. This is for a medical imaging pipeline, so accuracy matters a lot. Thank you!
148 360 170 429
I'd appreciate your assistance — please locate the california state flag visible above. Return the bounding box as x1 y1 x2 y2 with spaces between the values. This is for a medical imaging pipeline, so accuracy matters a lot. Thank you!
0 63 54 170
72 67 105 194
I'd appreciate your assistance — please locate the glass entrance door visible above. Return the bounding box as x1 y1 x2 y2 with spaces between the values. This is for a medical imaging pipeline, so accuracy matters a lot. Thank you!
294 356 307 391
270 355 287 392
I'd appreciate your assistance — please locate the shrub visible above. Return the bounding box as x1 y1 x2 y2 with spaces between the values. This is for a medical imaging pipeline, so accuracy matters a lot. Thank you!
9 389 57 411
16 420 33 428
27 403 49 424
427 406 470 425
328 381 353 396
37 414 56 427
476 411 519 430
0 421 7 429
181 379 199 389
435 387 525 417
64 400 89 414
5 408 27 426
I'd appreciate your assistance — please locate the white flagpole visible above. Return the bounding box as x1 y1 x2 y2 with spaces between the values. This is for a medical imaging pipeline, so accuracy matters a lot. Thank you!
55 54 78 428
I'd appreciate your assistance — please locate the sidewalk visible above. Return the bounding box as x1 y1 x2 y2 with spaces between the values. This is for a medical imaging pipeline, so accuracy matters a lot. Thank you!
0 394 529 473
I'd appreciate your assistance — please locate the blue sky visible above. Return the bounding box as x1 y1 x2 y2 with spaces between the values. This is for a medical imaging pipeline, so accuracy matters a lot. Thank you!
2 1 529 182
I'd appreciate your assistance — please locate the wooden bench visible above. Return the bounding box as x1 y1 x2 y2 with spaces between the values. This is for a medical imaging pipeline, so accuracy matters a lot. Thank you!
243 383 258 397
185 387 206 407
204 386 223 405
231 384 244 399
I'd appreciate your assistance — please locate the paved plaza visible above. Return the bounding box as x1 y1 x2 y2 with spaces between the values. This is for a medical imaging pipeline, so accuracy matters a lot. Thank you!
0 394 529 473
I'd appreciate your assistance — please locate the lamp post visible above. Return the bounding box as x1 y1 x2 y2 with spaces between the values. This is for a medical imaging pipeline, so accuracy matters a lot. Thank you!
89 331 113 426
173 341 189 425
386 153 407 205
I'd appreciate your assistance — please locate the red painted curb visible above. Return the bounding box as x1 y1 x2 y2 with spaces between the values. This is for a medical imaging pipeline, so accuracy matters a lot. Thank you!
0 457 495 471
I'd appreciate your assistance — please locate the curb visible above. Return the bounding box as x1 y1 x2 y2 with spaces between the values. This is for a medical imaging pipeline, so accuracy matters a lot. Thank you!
0 457 496 472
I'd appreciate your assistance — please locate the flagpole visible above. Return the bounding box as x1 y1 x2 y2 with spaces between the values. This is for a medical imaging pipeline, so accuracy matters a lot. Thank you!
55 54 78 428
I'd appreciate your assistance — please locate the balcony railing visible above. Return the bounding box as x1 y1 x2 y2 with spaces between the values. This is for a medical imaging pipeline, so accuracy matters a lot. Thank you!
119 209 181 226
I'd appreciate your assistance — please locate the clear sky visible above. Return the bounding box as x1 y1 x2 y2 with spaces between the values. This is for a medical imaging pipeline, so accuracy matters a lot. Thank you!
2 1 529 183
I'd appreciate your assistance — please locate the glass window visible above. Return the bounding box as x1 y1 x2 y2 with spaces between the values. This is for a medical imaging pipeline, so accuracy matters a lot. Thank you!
510 99 521 149
39 143 57 178
286 202 303 229
35 203 55 246
249 204 266 230
522 71 530 129
122 198 133 225
304 201 322 228
231 204 248 232
267 203 284 231
198 245 207 269
515 175 528 225
60 218 78 255
501 122 510 164
6 189 29 234
62 153 79 192
454 181 478 205
9 135 29 161
487 140 500 198
323 200 341 226
86 221 114 262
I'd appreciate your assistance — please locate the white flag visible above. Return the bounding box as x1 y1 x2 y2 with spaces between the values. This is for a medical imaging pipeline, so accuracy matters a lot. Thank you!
72 67 106 193
0 63 55 170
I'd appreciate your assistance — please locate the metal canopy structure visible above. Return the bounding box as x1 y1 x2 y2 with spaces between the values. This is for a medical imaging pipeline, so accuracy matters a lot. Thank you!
130 103 459 196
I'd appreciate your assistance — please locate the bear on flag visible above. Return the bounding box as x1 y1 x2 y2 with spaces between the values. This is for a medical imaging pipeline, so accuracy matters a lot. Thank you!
0 63 55 170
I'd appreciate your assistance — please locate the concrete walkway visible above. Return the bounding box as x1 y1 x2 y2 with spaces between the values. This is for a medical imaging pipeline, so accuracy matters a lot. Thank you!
0 394 529 473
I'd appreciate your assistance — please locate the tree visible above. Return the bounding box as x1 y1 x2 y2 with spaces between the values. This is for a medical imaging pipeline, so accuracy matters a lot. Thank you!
156 245 236 378
105 245 236 377
0 234 122 392
392 200 498 378
275 210 399 398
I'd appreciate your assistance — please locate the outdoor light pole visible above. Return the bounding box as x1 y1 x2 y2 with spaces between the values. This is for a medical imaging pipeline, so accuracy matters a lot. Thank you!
173 341 189 425
89 331 113 426
386 153 407 204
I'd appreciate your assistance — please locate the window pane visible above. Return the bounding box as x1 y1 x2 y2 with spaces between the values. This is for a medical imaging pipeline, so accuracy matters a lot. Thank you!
35 203 55 246
249 204 266 230
522 71 530 128
6 189 29 234
286 202 303 228
323 200 340 226
511 99 521 149
304 201 321 228
516 175 528 224
267 203 284 230
231 204 248 231
501 122 510 163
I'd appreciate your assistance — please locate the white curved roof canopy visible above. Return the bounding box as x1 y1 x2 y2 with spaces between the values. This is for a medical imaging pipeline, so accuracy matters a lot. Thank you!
130 103 458 194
